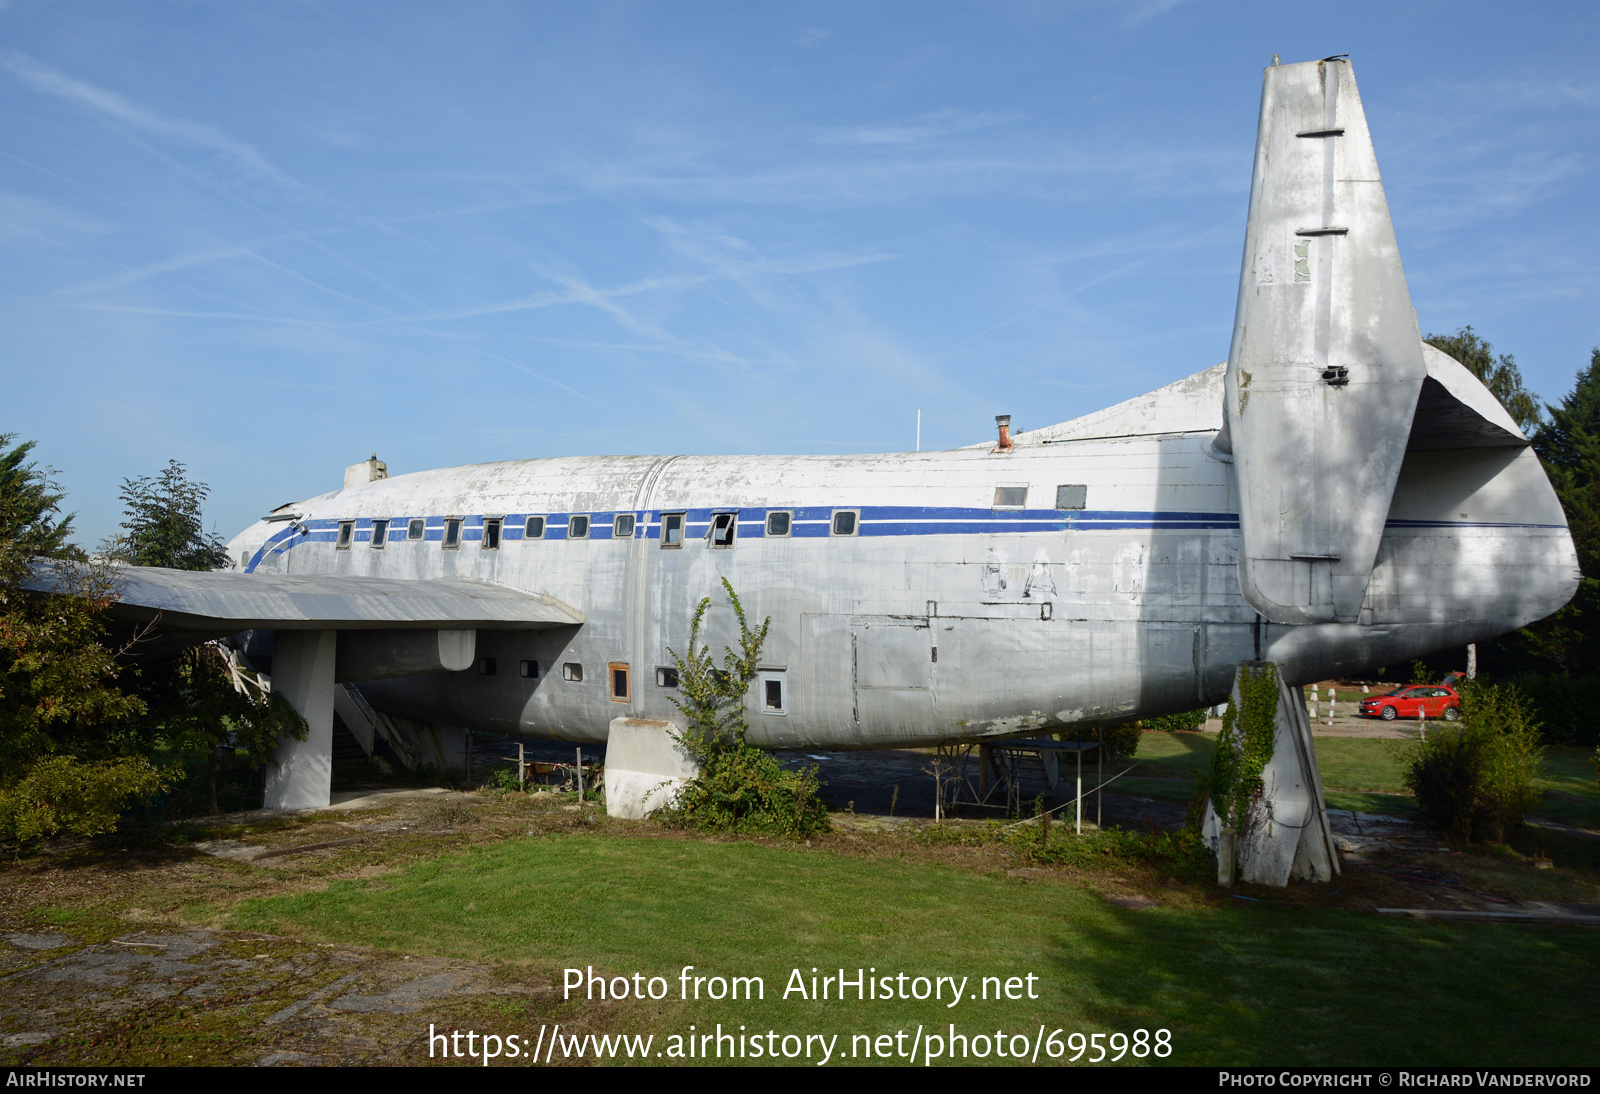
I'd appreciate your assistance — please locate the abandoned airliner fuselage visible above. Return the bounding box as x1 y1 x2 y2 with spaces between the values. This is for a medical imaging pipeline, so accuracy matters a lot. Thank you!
38 57 1578 816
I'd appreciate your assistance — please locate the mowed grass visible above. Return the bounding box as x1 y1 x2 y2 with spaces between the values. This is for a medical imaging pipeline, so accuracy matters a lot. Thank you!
1126 734 1599 828
228 833 1600 1065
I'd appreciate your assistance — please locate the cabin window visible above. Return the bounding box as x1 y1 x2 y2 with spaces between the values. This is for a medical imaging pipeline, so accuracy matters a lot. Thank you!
482 517 502 550
337 521 354 549
525 516 545 539
661 512 685 549
568 515 589 539
477 657 497 676
519 659 539 679
239 552 250 569
710 512 736 548
760 670 787 715
614 514 635 539
765 511 791 537
443 518 462 549
1056 484 1088 510
370 519 389 548
993 486 1028 509
831 510 858 536
408 518 424 540
609 662 631 702
656 666 679 688
563 662 583 682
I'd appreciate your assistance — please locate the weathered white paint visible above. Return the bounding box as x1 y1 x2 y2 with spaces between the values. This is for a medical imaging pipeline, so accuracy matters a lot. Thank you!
604 718 700 819
1227 58 1427 626
263 629 336 810
1203 662 1339 887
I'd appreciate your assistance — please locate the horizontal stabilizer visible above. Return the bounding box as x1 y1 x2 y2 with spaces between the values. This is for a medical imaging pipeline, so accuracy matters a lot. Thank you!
26 563 585 633
1226 58 1426 625
1407 344 1528 451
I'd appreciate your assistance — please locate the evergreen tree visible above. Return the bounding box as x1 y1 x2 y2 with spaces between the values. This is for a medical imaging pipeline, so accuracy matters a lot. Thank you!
107 459 304 811
1425 326 1544 435
0 436 164 843
111 459 229 571
1524 348 1600 673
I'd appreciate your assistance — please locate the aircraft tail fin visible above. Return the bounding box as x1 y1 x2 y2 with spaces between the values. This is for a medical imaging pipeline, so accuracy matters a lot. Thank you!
1225 57 1426 625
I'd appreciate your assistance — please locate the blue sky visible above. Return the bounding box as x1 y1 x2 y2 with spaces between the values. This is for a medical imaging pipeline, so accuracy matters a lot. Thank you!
3 2 1597 546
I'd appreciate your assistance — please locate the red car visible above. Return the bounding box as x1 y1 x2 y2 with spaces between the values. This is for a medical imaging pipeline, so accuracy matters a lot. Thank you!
1359 684 1461 722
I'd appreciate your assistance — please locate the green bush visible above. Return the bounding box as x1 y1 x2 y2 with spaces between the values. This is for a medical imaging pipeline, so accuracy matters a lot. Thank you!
0 754 174 845
665 579 829 838
1140 709 1207 733
671 744 828 838
1401 681 1543 843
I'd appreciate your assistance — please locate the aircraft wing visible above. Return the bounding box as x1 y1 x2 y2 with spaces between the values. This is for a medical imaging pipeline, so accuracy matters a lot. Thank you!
25 562 585 633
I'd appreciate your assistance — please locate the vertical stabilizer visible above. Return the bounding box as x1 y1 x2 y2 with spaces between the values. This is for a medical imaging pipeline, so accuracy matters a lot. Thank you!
1225 58 1425 624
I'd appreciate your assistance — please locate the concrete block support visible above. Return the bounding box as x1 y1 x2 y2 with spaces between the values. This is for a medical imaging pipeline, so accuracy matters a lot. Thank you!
604 718 699 819
1203 661 1341 886
264 629 337 810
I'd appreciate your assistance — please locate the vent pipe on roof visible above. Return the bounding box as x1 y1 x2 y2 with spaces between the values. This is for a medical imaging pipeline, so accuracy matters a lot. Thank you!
995 414 1013 452
344 453 389 489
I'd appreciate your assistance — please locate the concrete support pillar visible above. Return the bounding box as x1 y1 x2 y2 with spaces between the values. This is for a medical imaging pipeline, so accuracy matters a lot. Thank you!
605 718 698 819
264 629 337 810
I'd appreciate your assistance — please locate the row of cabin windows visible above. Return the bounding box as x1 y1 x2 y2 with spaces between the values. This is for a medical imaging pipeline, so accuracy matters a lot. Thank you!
334 509 853 550
331 487 1090 550
469 658 786 712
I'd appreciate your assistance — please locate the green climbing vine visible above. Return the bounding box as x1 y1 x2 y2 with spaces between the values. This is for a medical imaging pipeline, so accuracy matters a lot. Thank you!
1207 664 1279 831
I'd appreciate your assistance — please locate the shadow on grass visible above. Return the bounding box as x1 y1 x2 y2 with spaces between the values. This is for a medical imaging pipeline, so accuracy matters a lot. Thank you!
1052 897 1600 1066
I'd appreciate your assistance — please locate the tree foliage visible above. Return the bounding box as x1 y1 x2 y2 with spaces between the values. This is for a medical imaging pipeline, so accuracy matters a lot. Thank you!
1425 326 1544 435
664 579 828 837
0 435 160 844
1509 346 1600 675
134 644 306 814
107 458 304 812
109 459 229 571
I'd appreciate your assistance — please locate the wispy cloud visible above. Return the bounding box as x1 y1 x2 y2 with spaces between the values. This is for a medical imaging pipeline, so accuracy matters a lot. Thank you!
811 108 1015 147
0 49 311 198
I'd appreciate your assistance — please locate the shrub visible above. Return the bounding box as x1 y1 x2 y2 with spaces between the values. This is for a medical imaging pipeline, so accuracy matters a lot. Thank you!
0 754 174 845
1061 721 1144 759
665 580 828 838
1401 681 1543 843
1140 709 1207 733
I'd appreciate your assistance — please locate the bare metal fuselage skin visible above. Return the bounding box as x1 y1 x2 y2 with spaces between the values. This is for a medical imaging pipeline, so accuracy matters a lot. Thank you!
225 411 1576 749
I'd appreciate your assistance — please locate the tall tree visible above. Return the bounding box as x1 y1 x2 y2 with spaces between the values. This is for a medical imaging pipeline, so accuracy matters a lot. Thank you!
107 459 303 811
1425 326 1544 436
111 459 229 571
1523 348 1600 674
0 436 163 843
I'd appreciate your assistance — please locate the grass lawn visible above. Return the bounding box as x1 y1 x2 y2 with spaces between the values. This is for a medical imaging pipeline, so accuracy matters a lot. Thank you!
1124 734 1599 829
227 832 1600 1066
